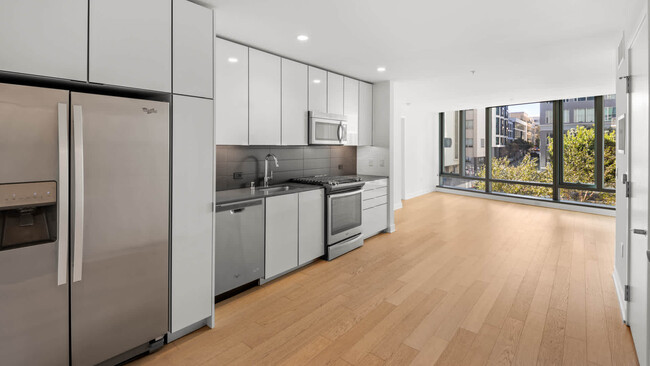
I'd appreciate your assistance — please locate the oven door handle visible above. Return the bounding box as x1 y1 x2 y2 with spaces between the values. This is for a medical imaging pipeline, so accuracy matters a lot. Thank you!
328 189 363 198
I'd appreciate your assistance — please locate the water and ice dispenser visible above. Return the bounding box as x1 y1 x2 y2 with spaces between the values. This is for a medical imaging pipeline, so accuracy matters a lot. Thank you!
0 181 57 251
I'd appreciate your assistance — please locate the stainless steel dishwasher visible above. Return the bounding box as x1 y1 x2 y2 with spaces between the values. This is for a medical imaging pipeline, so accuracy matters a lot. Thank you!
214 199 265 296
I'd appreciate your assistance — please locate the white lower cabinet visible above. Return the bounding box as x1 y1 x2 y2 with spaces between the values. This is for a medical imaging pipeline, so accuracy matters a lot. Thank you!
265 189 324 279
265 194 299 278
299 189 324 265
362 179 389 239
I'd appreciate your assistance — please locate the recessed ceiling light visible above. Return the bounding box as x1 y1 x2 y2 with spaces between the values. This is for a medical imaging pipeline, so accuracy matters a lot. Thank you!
377 67 386 72
313 79 321 84
297 34 309 42
227 57 238 63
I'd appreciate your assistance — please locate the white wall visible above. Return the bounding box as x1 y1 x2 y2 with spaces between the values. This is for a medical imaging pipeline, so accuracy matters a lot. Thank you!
397 102 438 199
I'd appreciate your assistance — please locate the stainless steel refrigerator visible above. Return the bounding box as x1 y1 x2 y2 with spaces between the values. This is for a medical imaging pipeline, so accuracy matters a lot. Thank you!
0 83 170 366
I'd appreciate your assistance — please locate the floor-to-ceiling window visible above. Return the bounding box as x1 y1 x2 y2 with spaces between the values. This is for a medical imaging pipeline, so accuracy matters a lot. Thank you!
439 95 616 208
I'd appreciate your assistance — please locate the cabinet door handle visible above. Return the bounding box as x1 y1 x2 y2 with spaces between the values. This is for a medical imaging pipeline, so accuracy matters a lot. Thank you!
633 229 647 235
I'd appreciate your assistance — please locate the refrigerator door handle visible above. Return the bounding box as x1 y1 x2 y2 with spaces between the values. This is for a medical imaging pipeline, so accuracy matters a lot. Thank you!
57 103 69 286
72 104 85 282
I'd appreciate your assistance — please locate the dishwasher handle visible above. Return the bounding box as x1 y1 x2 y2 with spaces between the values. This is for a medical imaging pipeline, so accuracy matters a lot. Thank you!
215 199 263 213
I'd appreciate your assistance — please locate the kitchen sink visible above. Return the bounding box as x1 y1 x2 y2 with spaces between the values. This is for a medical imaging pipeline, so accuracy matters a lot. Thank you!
258 185 291 193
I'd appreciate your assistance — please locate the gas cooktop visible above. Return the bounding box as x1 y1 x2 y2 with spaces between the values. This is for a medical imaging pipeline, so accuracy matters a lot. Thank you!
291 175 365 192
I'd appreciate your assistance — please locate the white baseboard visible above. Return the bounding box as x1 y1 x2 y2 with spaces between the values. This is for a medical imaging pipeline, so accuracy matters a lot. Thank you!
405 186 436 200
612 272 629 324
393 200 403 210
167 317 211 343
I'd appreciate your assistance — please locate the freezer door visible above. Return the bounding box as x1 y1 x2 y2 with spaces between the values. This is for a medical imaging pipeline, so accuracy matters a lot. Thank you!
70 92 169 365
0 83 69 366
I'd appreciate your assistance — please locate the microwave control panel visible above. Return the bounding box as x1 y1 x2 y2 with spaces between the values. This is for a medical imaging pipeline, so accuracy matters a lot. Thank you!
0 181 57 209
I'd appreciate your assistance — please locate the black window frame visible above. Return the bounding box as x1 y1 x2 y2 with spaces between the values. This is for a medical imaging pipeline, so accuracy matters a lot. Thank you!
438 97 616 209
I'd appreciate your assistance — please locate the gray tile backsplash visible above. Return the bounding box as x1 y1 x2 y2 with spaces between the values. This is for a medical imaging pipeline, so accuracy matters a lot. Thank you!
216 145 357 191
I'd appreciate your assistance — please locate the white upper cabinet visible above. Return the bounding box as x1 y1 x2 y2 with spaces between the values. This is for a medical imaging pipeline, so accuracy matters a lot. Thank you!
281 59 309 145
249 49 281 145
327 72 344 115
173 0 213 98
308 66 327 113
214 38 249 145
359 81 373 146
89 0 172 92
344 77 360 146
0 0 87 81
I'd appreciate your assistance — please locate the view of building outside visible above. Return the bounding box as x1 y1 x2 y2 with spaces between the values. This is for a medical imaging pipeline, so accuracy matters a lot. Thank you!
440 95 617 206
442 111 460 174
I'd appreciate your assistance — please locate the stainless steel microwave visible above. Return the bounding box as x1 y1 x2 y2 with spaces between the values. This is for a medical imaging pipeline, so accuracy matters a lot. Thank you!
309 111 347 145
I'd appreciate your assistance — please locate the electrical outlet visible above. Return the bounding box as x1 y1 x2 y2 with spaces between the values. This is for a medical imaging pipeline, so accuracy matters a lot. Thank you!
233 172 243 179
369 159 374 167
380 160 385 167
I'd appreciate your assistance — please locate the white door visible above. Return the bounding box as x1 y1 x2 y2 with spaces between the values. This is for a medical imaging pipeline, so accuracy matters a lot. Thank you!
0 0 87 81
327 72 344 115
628 17 649 366
89 0 172 92
249 49 281 145
214 38 249 145
308 67 327 113
171 95 214 333
344 77 360 146
358 82 373 146
173 0 213 99
614 35 630 321
298 189 324 265
265 194 298 278
281 59 309 145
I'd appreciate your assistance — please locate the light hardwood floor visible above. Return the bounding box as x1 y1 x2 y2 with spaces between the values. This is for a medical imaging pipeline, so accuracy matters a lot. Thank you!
133 192 638 366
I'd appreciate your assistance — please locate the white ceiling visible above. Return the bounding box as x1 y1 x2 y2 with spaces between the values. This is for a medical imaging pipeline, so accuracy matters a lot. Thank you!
203 0 642 109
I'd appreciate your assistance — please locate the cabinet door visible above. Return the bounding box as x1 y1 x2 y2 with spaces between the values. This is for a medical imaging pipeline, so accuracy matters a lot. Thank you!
265 194 299 278
171 95 214 332
173 0 213 98
308 67 327 113
362 204 388 239
214 38 249 145
0 0 87 81
281 59 308 145
359 82 373 146
327 72 344 115
89 0 172 92
344 77 360 146
249 49 281 145
299 190 324 265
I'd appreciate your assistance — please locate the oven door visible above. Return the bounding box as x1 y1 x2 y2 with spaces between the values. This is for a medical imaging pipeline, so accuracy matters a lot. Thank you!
327 189 362 245
309 117 347 145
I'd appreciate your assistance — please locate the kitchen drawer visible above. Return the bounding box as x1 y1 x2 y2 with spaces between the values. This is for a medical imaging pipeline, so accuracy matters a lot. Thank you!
363 195 387 210
362 204 387 239
363 187 387 200
364 179 388 190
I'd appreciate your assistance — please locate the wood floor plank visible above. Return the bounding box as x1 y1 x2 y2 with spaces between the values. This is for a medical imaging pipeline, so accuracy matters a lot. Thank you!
486 317 525 366
129 193 632 366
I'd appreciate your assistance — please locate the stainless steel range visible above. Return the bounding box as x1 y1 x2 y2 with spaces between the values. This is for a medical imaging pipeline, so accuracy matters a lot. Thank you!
291 175 365 260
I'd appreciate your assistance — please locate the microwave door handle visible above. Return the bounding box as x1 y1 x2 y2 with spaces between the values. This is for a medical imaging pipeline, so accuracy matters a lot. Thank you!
57 103 69 286
337 123 343 142
72 105 85 283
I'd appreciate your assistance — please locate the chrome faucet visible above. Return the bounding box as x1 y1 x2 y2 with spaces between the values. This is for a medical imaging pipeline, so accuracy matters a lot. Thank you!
264 153 279 187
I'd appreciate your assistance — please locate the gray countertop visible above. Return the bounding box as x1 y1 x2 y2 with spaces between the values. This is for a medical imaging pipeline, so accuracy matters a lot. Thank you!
215 175 388 205
215 183 323 205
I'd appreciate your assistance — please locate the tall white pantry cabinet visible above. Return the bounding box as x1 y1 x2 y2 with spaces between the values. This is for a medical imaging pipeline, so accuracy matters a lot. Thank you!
170 0 216 339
